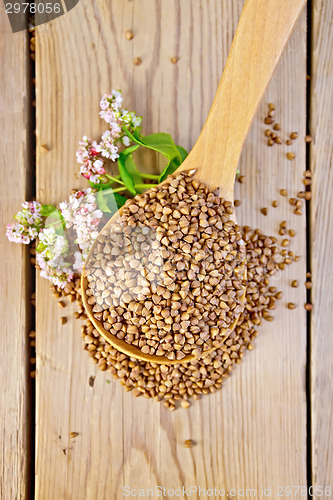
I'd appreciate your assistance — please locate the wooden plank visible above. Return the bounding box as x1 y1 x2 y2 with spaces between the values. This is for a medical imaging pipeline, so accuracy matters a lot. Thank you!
35 1 307 497
0 6 31 500
310 0 333 492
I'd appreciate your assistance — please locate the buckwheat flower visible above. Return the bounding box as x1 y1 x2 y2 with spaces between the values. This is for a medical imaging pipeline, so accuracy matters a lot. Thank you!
109 121 122 138
60 189 103 270
36 226 73 288
96 130 120 161
99 90 142 141
122 135 130 147
121 109 142 130
28 227 39 240
118 109 142 145
6 200 43 244
17 201 42 225
38 226 69 257
100 90 123 117
92 158 105 174
73 251 85 271
36 252 73 288
76 136 106 183
6 223 31 244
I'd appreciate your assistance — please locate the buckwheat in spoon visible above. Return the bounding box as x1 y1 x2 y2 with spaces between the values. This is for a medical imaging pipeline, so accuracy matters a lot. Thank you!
82 0 305 365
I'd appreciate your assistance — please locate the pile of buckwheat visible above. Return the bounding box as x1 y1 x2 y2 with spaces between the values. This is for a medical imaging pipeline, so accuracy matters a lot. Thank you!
84 170 246 360
45 164 306 410
80 225 288 410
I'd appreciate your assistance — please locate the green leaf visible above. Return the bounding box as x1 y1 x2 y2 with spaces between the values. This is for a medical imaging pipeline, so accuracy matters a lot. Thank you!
159 158 180 182
117 145 142 185
124 154 142 185
176 145 188 163
96 190 111 213
113 193 127 208
158 144 188 182
40 204 57 217
96 189 126 215
125 129 188 183
127 130 182 161
44 209 66 236
96 191 111 213
118 152 136 195
122 144 140 155
55 224 65 237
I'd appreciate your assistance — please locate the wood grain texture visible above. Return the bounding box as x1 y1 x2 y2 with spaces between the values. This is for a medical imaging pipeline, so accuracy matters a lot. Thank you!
35 1 307 498
0 6 31 500
310 0 333 492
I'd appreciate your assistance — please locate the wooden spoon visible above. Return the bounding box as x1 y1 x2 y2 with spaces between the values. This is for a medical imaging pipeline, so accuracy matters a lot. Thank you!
82 0 306 365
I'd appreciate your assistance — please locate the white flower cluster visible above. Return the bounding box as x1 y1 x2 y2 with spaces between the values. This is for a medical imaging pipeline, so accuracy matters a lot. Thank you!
99 89 123 125
7 190 103 288
59 188 103 271
6 201 42 244
96 130 120 161
36 226 73 288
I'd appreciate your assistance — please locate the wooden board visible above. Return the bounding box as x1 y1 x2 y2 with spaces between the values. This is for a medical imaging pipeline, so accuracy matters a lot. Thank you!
35 1 307 497
0 6 31 500
310 0 333 493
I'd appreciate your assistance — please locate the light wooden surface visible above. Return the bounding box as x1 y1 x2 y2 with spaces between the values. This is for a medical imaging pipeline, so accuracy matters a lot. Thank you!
310 0 333 493
35 1 308 498
0 5 31 499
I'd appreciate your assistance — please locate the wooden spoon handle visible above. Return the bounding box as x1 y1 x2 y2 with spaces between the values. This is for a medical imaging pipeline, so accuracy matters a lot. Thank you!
181 0 306 200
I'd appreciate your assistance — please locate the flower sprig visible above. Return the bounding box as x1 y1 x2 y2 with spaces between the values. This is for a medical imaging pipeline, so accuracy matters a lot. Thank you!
77 89 188 198
5 90 188 288
6 189 103 287
76 90 142 183
36 226 73 289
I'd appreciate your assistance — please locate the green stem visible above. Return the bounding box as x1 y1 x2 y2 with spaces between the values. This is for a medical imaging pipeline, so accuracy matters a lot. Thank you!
140 173 160 180
105 174 125 185
111 187 128 193
134 183 158 190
